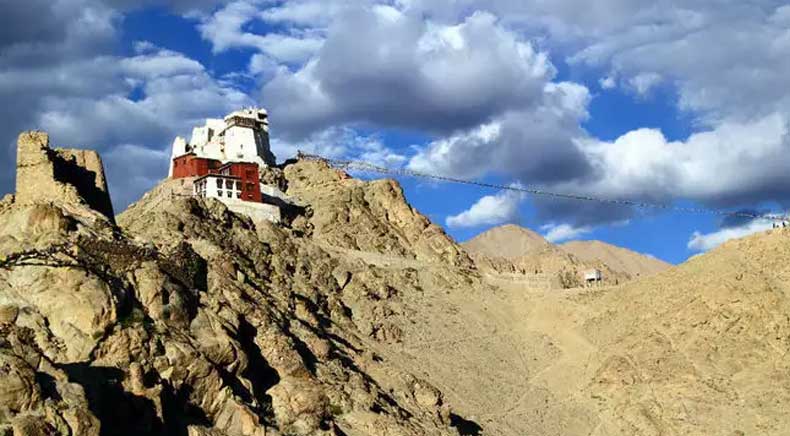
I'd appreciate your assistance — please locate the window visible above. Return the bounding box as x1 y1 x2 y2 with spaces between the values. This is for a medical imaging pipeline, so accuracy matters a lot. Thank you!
216 179 222 189
225 180 233 189
236 192 241 198
236 181 242 191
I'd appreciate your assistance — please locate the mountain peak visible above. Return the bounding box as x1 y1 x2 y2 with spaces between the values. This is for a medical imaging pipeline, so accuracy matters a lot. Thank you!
462 223 551 258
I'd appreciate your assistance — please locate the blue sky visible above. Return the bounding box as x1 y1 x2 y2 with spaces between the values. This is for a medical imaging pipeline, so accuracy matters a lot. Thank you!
2 1 790 265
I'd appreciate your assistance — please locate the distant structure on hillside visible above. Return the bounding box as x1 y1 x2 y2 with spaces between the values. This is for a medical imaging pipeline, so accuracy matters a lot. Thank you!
584 269 603 286
169 108 286 223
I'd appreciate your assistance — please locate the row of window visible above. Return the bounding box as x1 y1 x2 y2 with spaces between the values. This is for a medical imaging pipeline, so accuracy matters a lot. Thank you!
215 179 242 190
216 190 242 199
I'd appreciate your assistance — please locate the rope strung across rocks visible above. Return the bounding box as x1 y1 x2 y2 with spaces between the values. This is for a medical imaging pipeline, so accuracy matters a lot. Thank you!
297 151 790 223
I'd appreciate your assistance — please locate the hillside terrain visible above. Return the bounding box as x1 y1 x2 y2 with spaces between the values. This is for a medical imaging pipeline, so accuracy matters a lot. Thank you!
461 224 669 289
560 240 670 278
2 131 789 436
462 224 551 258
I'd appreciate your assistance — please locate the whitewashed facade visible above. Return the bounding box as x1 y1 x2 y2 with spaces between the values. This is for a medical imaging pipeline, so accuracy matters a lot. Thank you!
168 108 276 177
193 175 243 201
584 269 603 283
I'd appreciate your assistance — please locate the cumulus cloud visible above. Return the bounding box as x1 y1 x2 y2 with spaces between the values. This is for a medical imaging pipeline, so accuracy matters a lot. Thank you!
271 127 406 167
599 75 616 90
559 2 790 125
259 7 556 139
199 1 324 63
688 219 773 252
541 223 593 243
446 188 525 228
627 72 663 97
407 81 591 183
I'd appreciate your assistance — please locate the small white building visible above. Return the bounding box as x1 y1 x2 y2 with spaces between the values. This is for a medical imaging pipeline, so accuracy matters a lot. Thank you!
168 108 276 177
193 173 281 223
193 174 243 200
584 269 603 285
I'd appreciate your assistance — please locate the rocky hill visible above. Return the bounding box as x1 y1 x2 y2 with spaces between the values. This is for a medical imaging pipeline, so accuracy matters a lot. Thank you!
560 240 670 278
0 133 470 436
2 131 789 436
461 224 649 289
462 224 551 258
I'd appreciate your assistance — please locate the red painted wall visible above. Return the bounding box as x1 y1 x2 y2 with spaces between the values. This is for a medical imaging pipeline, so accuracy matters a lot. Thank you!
173 155 261 203
220 162 261 202
172 154 221 179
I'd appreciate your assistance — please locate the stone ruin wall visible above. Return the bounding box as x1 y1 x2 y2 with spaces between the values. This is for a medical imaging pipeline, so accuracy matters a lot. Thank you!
15 131 115 220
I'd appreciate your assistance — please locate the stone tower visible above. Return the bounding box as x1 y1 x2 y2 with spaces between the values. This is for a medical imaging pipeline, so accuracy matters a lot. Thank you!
15 131 115 220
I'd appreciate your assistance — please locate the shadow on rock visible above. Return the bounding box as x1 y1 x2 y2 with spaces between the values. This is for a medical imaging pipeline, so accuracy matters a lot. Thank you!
450 413 483 436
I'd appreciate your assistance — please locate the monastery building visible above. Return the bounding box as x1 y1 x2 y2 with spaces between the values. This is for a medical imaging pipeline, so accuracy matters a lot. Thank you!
169 108 285 223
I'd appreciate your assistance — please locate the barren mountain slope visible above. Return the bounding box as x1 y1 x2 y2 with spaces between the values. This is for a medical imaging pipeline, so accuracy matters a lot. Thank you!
560 240 671 278
462 224 629 288
4 150 789 436
276 165 790 435
543 226 790 435
461 224 551 258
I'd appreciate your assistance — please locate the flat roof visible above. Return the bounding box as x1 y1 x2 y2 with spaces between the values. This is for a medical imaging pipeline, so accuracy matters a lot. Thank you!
194 173 241 182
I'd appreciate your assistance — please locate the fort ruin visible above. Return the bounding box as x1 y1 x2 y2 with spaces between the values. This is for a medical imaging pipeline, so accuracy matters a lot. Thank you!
15 131 114 220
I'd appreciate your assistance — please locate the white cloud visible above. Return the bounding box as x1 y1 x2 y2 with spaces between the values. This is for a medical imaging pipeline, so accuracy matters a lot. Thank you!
36 48 253 149
628 72 662 96
198 0 325 63
407 81 591 184
103 144 170 208
541 223 593 243
562 2 790 125
446 188 525 228
271 126 406 167
688 219 773 252
260 7 557 138
599 75 616 90
578 114 790 206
